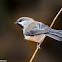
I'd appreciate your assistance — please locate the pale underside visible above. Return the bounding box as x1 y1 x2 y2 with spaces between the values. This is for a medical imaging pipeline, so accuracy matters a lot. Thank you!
24 34 45 43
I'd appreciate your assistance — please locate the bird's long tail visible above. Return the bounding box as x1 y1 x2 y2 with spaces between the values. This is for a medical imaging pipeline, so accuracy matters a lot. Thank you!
45 29 62 41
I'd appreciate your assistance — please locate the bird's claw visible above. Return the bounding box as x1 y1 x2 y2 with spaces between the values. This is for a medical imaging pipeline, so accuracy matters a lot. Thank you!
36 43 40 49
36 45 40 49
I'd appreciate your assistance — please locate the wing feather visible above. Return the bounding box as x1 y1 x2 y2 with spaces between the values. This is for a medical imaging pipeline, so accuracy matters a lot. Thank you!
24 22 51 36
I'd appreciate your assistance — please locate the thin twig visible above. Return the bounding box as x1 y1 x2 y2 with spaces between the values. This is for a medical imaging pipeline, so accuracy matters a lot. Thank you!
29 8 62 62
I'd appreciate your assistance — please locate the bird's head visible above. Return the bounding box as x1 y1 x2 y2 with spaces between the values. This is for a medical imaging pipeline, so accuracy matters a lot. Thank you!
15 17 35 29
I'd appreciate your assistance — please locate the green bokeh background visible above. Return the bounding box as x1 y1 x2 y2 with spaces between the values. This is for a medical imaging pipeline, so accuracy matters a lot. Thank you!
0 0 62 62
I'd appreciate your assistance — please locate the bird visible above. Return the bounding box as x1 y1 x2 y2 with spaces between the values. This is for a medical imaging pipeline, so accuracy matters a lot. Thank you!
15 17 62 49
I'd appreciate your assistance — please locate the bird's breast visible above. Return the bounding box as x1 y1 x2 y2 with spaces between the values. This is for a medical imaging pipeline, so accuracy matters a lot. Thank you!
24 34 45 43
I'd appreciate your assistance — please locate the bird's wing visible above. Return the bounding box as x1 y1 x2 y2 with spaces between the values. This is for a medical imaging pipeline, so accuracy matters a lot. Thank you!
24 22 51 36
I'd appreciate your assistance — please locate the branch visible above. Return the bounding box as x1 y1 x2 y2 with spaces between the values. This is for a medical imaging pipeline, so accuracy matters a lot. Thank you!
29 8 62 62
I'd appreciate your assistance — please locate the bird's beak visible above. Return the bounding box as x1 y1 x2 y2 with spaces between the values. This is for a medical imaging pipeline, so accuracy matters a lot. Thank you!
14 22 18 24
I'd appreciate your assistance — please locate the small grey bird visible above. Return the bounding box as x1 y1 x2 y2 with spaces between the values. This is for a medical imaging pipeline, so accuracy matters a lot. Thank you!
15 17 62 49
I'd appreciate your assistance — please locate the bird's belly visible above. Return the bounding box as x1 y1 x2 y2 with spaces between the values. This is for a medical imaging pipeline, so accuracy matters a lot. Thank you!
24 34 45 43
24 35 30 40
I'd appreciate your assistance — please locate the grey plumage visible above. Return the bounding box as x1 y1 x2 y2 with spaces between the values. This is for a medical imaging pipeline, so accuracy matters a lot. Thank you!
15 17 62 41
45 29 62 41
24 22 62 41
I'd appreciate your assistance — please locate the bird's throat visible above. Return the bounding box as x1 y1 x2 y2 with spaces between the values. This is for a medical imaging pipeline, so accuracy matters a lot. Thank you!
17 24 24 29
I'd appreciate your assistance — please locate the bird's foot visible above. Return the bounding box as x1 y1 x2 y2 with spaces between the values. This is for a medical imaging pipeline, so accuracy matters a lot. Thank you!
36 43 40 49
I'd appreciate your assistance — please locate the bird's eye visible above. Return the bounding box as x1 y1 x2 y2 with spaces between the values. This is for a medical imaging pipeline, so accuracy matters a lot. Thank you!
19 19 23 22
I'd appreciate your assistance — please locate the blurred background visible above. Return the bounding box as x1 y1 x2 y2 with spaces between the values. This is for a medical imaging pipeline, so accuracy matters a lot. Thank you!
0 0 62 62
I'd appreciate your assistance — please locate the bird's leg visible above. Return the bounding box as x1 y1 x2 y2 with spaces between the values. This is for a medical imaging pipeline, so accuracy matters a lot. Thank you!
36 42 40 49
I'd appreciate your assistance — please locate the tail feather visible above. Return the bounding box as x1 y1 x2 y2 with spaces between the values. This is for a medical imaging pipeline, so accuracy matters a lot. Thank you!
45 29 62 41
50 29 62 37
